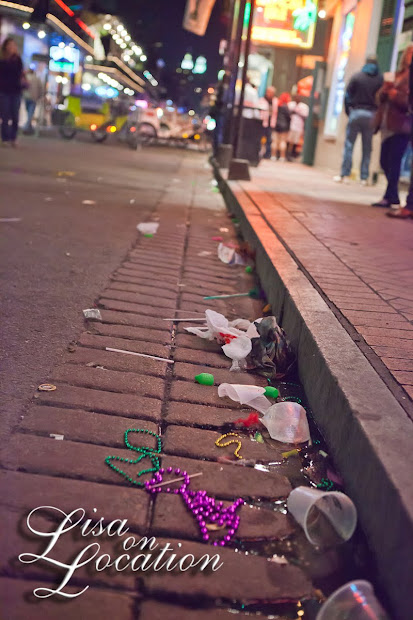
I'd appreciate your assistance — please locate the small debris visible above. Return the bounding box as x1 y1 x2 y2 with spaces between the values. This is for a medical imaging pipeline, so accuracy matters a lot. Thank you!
197 250 212 257
129 199 136 204
38 384 56 392
219 227 229 233
50 434 64 440
57 171 75 177
45 197 53 201
105 346 174 364
82 200 96 205
137 222 159 235
194 372 214 385
269 554 288 565
83 308 102 320
0 217 22 223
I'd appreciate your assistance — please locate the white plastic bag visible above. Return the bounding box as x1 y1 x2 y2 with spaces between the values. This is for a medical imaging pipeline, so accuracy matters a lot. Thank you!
185 309 247 341
261 402 310 443
218 383 271 415
137 222 159 235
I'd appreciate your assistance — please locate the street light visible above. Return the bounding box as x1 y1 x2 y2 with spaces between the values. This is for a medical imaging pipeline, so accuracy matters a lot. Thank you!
22 22 30 29
38 30 46 39
103 22 111 30
140 54 147 62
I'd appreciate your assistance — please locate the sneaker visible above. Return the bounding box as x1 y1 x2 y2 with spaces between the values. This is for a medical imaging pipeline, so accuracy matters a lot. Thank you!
333 175 350 183
361 179 368 186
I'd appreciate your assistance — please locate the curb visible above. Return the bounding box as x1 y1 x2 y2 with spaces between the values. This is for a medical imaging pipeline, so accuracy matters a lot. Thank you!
213 161 413 620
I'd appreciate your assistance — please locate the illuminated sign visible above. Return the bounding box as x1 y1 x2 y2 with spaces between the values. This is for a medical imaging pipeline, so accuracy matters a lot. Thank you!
193 56 207 74
49 45 80 73
252 0 318 49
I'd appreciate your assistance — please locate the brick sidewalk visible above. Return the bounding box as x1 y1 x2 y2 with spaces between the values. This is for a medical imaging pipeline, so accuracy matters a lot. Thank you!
240 160 413 414
0 155 335 619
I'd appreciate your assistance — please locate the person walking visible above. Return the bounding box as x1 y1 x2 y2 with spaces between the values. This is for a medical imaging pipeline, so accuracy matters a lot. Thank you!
273 92 291 161
371 44 413 208
0 38 24 146
287 94 309 160
261 86 278 159
23 68 42 134
334 56 383 184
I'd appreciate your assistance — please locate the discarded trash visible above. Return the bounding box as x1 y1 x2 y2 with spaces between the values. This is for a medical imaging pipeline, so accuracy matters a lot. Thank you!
0 217 22 223
204 287 261 300
82 200 96 205
269 554 288 565
163 317 206 322
262 303 271 313
130 199 136 204
217 243 245 266
65 252 71 257
137 222 159 235
287 486 357 547
282 448 300 459
246 316 295 380
218 384 271 415
197 250 212 257
234 412 261 427
210 179 218 186
245 265 253 274
254 432 264 443
211 236 223 241
149 472 203 489
143 233 153 238
264 386 279 399
219 227 229 233
316 581 389 620
185 309 247 341
83 308 102 320
50 434 64 440
194 372 214 385
222 333 252 371
105 347 174 364
38 384 56 392
261 402 310 443
57 170 75 177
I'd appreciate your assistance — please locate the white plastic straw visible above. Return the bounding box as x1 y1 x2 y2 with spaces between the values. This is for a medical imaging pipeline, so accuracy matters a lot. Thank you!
150 472 203 489
105 347 174 364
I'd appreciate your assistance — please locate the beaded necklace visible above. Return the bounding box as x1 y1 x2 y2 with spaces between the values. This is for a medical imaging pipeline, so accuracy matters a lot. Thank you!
105 428 161 486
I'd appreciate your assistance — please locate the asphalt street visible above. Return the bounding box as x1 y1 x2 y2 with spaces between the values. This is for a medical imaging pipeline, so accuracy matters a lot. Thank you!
0 136 183 445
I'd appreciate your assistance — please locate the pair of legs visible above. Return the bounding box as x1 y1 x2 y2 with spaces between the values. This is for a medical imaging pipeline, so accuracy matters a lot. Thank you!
379 133 409 204
340 109 374 180
24 99 36 131
0 93 21 143
263 125 272 159
272 131 288 159
388 137 413 218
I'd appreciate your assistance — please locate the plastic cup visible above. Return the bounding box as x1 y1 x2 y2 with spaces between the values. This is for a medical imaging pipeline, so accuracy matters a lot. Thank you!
287 486 357 546
316 580 389 620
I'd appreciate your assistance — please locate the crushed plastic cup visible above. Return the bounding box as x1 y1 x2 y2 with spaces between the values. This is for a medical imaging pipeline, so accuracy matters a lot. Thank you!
83 308 102 321
316 580 389 620
217 243 245 266
137 222 159 235
261 402 310 443
287 486 357 547
222 334 252 371
218 383 271 415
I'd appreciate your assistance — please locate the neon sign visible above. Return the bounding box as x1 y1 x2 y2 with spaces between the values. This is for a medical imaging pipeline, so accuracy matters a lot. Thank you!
252 0 318 49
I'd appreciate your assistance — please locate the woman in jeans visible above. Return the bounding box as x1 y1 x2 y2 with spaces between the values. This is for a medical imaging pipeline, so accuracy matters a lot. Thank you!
0 38 24 146
372 45 413 208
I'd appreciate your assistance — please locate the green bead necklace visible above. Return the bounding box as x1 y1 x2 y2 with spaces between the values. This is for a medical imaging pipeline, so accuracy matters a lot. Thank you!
105 428 162 486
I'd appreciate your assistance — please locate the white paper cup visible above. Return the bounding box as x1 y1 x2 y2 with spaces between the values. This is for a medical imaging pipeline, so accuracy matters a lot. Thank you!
287 486 357 546
316 580 389 620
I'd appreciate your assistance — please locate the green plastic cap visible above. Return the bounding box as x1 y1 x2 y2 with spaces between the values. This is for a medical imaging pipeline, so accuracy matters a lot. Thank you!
245 265 253 274
264 386 279 399
194 373 214 386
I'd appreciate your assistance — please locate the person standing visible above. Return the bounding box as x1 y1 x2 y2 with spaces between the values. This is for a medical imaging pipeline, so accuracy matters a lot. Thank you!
372 44 413 208
23 68 42 134
0 38 24 146
273 92 291 161
261 86 278 159
287 94 309 160
334 56 383 184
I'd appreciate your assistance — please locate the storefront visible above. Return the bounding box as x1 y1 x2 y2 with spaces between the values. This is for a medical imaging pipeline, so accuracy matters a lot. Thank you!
313 0 384 174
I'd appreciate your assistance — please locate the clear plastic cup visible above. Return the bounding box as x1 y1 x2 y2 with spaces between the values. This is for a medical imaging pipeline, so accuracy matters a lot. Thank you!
316 580 389 619
287 486 357 546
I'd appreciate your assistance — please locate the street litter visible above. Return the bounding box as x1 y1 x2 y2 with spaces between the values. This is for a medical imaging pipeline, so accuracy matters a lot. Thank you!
150 472 203 489
261 402 310 443
247 316 295 379
282 448 300 459
210 179 218 186
83 308 102 320
217 242 245 266
130 199 136 204
50 434 64 440
57 171 75 177
222 333 252 371
215 432 243 459
0 217 22 222
38 384 56 392
204 287 262 300
219 227 229 232
218 384 271 415
287 486 357 547
163 317 206 322
316 580 388 620
82 200 96 205
197 250 212 257
245 265 253 274
137 222 159 235
211 235 223 241
194 373 214 385
233 413 261 427
105 347 174 364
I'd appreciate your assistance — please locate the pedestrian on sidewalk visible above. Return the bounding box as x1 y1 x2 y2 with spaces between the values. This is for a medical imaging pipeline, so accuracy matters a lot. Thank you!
22 68 42 134
387 47 413 219
334 56 383 184
261 86 278 159
287 94 309 161
273 92 291 161
372 44 413 209
0 38 24 147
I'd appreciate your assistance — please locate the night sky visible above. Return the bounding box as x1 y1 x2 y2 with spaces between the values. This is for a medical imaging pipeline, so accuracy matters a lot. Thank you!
110 0 227 102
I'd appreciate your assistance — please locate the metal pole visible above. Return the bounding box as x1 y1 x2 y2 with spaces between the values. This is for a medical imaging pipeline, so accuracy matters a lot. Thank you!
223 0 246 144
232 0 255 159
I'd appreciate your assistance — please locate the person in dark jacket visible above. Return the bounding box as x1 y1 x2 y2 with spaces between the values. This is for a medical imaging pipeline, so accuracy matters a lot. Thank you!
272 92 291 161
0 37 24 146
334 56 383 184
